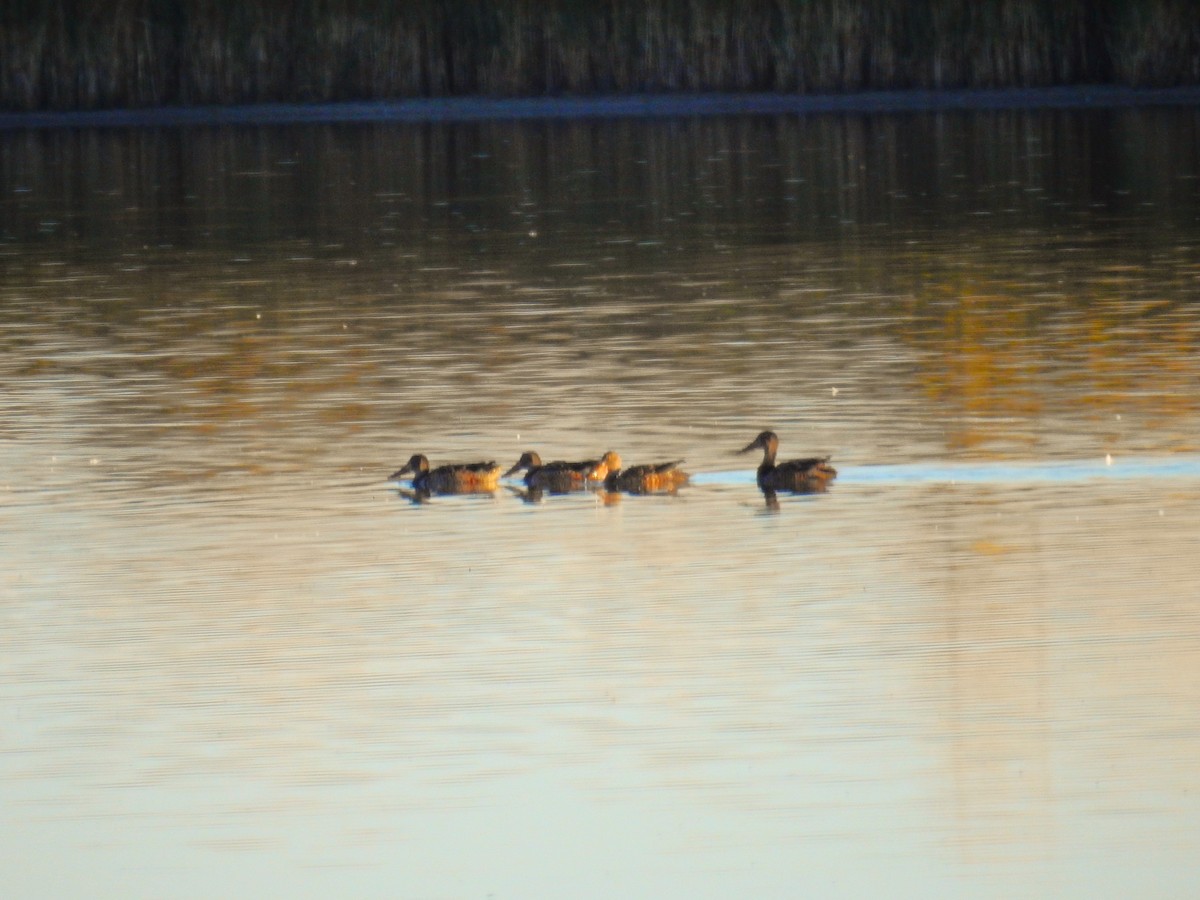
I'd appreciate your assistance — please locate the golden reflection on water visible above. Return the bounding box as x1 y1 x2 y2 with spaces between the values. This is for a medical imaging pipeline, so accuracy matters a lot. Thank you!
4 238 1198 481
3 110 1200 895
904 262 1200 456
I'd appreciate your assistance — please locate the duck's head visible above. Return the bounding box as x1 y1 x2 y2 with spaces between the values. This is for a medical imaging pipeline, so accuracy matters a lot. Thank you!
390 453 430 480
739 431 779 455
503 450 542 478
588 450 621 480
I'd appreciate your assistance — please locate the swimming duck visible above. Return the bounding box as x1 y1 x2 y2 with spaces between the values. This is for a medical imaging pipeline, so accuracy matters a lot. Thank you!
739 431 836 492
389 453 501 493
502 450 603 492
596 452 689 494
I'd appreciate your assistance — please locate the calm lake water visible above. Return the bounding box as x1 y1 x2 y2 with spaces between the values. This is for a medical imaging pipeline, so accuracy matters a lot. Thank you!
3 105 1200 897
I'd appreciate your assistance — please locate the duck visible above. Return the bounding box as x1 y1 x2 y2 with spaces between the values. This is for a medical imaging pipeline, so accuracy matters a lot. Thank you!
738 431 836 492
502 450 604 492
595 452 689 494
388 453 501 493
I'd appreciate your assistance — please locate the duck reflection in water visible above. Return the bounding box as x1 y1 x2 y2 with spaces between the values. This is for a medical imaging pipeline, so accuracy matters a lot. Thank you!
739 431 836 502
388 453 501 495
592 452 689 496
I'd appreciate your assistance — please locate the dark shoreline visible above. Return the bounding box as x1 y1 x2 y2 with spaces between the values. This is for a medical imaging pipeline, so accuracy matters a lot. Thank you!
3 86 1199 131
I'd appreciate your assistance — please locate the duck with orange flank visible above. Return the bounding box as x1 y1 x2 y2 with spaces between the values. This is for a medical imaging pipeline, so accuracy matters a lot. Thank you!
592 452 689 494
502 450 606 493
389 454 501 493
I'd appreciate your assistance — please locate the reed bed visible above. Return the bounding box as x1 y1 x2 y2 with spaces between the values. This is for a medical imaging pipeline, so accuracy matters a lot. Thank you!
2 0 1198 111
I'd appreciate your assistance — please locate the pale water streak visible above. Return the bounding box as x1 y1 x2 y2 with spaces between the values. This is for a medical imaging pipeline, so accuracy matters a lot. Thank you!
3 108 1200 897
695 456 1200 485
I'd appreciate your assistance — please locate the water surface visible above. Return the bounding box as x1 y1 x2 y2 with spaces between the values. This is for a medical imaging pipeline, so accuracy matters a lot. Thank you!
3 107 1200 897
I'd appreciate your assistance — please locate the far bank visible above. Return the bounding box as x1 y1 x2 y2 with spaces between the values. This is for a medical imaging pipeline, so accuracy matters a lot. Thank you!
2 0 1199 113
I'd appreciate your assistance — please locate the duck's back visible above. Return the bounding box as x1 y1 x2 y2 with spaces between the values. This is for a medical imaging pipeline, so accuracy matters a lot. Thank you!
761 456 836 492
420 461 501 492
526 463 591 492
606 460 688 493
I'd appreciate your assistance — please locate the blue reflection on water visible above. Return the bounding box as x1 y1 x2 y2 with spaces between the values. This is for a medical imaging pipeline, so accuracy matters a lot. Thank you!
691 456 1200 487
